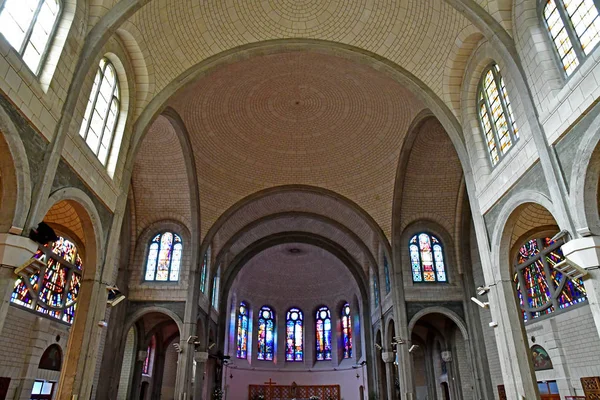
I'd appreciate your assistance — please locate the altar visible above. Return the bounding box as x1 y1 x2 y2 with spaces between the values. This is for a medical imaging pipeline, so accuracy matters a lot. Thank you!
248 382 341 400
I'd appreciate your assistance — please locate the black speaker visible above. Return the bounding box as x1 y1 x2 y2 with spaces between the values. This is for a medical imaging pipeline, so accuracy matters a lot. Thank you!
29 222 59 245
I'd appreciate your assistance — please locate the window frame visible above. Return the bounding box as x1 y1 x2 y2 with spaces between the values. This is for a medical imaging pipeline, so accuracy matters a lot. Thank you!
143 231 183 282
341 302 353 359
476 62 519 167
285 307 304 362
0 0 63 75
236 302 249 359
315 306 332 361
257 305 275 361
539 0 600 78
79 58 121 166
409 232 449 284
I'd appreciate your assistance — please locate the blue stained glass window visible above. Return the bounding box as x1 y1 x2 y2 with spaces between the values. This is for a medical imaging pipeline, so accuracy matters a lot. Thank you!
383 255 391 294
286 308 303 361
237 302 249 359
257 306 275 361
513 237 587 322
11 236 83 324
200 250 208 293
316 307 332 361
342 303 353 359
409 233 447 283
144 232 182 282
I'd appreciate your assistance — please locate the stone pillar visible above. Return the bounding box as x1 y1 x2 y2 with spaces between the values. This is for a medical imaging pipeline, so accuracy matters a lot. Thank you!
382 351 395 400
194 352 209 400
0 233 38 333
562 236 600 336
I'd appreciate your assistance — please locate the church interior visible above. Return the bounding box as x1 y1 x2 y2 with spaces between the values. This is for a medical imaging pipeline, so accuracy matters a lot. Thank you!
2 0 600 399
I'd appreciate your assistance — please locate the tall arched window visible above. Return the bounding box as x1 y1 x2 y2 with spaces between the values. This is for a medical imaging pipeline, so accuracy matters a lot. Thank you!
542 0 600 76
257 306 275 361
237 302 249 359
373 275 380 307
200 247 209 293
286 308 303 361
142 335 155 376
383 255 391 294
316 306 332 361
342 303 353 359
409 233 447 283
513 237 587 322
211 266 220 309
79 58 121 166
144 232 182 282
11 235 83 324
0 0 61 74
477 63 519 166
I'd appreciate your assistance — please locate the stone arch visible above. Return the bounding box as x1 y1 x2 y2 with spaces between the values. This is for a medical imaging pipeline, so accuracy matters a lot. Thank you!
491 190 560 281
570 109 600 235
443 26 484 116
124 306 185 337
461 40 536 189
214 231 376 391
407 307 469 341
0 104 32 232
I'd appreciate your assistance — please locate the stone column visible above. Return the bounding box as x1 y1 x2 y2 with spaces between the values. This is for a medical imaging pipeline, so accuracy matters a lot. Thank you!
0 233 38 333
382 351 395 400
194 352 209 400
562 236 600 336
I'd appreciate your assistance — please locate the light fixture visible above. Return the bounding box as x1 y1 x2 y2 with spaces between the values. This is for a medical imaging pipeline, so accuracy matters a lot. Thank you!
208 342 216 350
173 343 182 353
554 259 588 279
374 343 382 350
476 286 490 296
470 297 489 309
409 345 419 353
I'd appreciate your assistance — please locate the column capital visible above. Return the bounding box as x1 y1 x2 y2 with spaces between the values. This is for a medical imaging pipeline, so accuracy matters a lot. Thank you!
562 236 600 269
194 351 209 363
381 351 395 363
0 234 38 268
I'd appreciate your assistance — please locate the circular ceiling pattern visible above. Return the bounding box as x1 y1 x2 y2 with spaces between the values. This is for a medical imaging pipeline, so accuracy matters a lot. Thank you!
169 51 425 237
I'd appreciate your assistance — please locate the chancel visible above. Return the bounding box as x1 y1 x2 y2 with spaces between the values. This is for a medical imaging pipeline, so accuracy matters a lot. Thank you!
1 0 600 399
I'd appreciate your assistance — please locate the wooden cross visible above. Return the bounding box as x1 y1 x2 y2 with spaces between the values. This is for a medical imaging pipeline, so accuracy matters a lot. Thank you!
263 378 277 400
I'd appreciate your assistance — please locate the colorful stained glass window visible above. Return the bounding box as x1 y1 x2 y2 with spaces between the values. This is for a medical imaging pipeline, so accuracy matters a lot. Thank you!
373 275 380 307
144 232 182 282
237 302 249 359
316 307 332 361
342 303 353 359
143 336 155 376
10 236 83 325
79 58 121 166
200 249 209 293
477 63 518 166
409 233 447 283
513 237 587 322
0 0 61 74
383 255 391 294
257 306 275 361
286 308 303 361
543 0 600 75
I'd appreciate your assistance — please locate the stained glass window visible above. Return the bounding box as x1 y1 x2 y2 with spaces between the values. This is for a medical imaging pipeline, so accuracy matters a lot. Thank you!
373 276 380 307
286 308 303 361
409 233 447 283
211 267 220 309
200 249 209 293
142 336 155 376
383 255 391 294
237 302 249 359
316 307 332 361
11 236 83 324
144 232 182 282
477 63 518 166
342 303 353 359
79 58 121 166
0 0 61 74
543 0 600 75
513 237 587 322
257 306 275 361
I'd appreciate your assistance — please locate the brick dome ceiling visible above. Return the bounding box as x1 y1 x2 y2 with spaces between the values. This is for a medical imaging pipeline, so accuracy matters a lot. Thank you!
168 51 426 237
